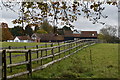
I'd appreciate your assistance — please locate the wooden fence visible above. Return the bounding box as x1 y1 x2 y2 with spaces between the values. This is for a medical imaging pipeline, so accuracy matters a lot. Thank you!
0 40 74 50
1 39 96 79
2 40 74 59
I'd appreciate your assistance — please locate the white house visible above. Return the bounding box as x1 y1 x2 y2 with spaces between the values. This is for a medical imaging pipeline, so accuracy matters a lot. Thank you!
7 36 33 42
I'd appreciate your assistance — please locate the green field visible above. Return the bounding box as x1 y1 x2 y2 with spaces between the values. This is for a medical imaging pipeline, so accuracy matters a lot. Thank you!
1 42 46 47
2 41 69 77
11 43 118 79
1 42 119 79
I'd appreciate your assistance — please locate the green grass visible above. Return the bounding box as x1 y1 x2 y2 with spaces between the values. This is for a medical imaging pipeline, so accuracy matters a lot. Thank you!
1 42 46 47
13 43 118 79
5 43 119 79
3 41 69 76
1 42 63 56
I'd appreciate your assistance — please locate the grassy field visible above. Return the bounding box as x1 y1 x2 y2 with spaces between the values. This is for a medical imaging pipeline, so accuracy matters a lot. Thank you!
1 42 47 47
8 43 118 79
2 41 69 77
2 43 118 79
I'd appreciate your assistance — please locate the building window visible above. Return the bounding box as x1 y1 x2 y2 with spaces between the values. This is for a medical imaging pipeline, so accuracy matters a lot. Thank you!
15 40 18 42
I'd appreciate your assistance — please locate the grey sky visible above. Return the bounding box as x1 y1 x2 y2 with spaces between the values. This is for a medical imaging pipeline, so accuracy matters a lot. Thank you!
0 1 118 33
73 4 118 32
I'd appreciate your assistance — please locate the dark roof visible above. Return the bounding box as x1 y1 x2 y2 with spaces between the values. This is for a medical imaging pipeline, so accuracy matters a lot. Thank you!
64 34 80 37
80 31 97 37
64 31 73 35
64 31 97 38
32 33 64 41
16 36 32 40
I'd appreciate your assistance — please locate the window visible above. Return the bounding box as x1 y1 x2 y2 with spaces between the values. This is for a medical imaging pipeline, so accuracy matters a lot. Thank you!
15 40 18 42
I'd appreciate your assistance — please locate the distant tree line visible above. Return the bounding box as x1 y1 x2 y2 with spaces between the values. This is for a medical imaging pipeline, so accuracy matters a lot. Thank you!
98 25 120 43
2 20 72 41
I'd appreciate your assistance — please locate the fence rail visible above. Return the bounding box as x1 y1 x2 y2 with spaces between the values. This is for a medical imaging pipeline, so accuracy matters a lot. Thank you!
0 40 74 50
1 39 97 79
2 40 75 59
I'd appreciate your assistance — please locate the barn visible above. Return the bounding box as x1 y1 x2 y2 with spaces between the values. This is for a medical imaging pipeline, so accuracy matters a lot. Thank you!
31 33 64 42
64 31 97 40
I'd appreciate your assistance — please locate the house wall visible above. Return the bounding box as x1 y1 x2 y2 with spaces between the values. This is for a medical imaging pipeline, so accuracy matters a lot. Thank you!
7 39 33 43
7 40 14 42
13 37 20 42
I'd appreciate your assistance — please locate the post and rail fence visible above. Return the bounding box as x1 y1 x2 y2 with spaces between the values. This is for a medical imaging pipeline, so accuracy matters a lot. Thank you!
0 40 74 50
0 39 97 80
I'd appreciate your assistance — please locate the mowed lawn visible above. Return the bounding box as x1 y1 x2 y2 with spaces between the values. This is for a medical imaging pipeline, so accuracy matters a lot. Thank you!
16 43 118 79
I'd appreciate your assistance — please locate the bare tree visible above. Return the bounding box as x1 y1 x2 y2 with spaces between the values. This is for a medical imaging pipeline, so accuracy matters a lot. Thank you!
100 25 117 37
99 25 119 43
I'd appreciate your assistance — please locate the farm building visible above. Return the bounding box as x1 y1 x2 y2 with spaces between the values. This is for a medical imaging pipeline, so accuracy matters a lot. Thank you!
7 36 33 42
64 31 97 40
31 31 97 42
31 33 64 42
80 31 97 39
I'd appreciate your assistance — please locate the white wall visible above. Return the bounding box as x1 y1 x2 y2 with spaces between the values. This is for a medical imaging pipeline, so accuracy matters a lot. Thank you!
7 37 33 43
14 37 20 42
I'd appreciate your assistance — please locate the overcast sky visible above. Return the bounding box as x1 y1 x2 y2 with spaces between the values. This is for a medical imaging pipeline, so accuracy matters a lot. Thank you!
0 1 118 33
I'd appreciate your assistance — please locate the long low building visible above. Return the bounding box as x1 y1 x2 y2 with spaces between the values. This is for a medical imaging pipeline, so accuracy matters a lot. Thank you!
31 31 97 42
64 31 97 40
31 33 64 42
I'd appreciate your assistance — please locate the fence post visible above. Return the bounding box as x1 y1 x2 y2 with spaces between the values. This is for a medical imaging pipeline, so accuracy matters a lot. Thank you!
25 51 29 77
69 43 71 54
45 44 47 56
89 49 93 71
51 43 53 47
79 41 81 49
41 50 43 65
24 46 27 49
51 48 54 61
76 41 77 51
36 45 39 63
64 44 65 56
58 46 60 58
28 50 32 78
8 46 12 72
57 42 60 58
58 42 60 52
45 43 47 47
64 41 65 44
2 50 6 80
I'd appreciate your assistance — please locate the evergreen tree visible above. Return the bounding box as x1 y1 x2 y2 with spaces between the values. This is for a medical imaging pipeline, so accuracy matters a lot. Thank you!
25 25 33 36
